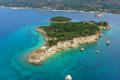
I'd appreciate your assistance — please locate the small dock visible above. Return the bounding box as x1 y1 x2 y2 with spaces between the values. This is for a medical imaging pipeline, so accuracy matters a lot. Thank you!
95 12 105 17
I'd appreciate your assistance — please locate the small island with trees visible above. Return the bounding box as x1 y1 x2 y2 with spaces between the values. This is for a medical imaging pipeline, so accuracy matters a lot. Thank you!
49 16 72 23
28 16 110 65
44 21 100 46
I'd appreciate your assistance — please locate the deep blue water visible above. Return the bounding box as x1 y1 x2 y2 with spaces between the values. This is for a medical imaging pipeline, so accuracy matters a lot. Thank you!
0 7 120 80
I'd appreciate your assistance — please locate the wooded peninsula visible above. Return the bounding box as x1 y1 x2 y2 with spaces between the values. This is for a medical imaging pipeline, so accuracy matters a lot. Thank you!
28 16 110 65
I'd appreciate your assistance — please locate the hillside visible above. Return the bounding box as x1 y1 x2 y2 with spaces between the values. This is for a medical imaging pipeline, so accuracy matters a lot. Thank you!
39 20 109 46
0 0 120 14
49 16 72 23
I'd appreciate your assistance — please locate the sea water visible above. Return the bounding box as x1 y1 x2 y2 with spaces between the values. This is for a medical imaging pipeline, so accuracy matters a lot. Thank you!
0 7 120 80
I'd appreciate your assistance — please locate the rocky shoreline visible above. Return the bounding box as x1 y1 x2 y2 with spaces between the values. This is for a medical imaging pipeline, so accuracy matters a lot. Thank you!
28 25 110 65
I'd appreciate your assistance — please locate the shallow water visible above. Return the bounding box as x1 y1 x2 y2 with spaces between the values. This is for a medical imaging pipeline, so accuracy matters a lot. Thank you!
0 7 120 80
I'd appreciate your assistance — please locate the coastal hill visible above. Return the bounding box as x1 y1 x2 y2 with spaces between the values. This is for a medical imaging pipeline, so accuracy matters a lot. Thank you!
43 21 100 46
28 16 110 65
0 0 120 14
49 16 72 23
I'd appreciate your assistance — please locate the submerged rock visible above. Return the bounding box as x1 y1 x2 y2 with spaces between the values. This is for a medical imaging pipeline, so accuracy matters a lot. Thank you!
65 75 72 80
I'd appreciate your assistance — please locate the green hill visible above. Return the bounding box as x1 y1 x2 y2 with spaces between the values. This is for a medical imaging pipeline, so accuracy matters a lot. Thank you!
49 16 72 23
40 21 105 46
0 0 120 14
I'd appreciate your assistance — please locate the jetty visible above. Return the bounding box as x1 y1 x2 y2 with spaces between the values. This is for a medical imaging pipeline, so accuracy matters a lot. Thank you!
95 12 105 17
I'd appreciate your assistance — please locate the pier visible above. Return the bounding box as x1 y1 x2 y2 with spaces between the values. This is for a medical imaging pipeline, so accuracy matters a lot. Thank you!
95 12 105 17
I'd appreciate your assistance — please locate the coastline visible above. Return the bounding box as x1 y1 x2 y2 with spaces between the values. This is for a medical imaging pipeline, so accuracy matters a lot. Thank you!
28 25 110 65
1 6 120 15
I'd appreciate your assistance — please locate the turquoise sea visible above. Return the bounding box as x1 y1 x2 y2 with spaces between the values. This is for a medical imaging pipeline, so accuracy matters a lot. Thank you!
0 7 120 80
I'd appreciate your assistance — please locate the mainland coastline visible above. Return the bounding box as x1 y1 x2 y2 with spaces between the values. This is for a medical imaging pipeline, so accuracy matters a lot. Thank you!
28 17 110 65
1 5 120 15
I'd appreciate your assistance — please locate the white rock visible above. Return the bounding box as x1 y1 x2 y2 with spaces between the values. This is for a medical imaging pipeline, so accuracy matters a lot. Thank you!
65 75 72 80
106 40 110 44
97 50 99 53
81 48 84 51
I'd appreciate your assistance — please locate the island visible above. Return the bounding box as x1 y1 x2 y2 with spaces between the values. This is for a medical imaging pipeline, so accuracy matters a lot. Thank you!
28 17 110 65
49 16 72 23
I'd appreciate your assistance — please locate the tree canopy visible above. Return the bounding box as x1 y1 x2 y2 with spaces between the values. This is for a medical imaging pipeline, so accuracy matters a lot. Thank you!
40 21 106 46
49 16 72 22
1 0 120 14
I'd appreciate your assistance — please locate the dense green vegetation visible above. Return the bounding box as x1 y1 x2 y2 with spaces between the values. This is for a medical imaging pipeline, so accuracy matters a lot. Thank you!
50 16 71 22
40 21 107 46
96 21 108 26
0 0 120 14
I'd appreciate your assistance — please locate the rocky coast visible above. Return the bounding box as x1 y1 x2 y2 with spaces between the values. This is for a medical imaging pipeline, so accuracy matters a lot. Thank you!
28 24 110 65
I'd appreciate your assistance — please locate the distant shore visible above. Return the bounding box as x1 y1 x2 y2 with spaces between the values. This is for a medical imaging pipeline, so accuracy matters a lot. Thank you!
1 5 119 15
0 6 97 13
